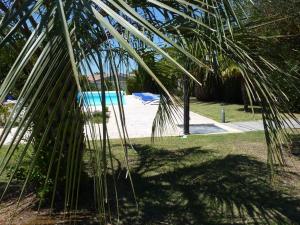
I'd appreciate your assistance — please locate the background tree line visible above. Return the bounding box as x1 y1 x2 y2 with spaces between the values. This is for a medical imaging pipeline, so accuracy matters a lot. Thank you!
127 0 300 112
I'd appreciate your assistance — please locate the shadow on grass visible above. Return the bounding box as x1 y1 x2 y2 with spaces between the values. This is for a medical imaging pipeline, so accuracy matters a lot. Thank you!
189 99 220 106
237 107 263 114
1 145 300 225
110 145 300 225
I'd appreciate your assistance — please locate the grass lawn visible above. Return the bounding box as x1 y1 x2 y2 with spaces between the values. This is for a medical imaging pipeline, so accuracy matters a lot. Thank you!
189 98 262 122
1 132 300 224
108 132 300 225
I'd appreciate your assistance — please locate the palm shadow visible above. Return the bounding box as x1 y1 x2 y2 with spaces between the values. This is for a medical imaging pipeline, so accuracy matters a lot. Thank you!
109 145 300 225
237 107 263 114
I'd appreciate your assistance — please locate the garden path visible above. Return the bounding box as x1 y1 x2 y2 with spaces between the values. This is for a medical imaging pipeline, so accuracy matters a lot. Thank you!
226 119 300 132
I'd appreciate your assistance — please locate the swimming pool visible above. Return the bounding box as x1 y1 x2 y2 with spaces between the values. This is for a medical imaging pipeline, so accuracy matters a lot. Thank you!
78 91 125 106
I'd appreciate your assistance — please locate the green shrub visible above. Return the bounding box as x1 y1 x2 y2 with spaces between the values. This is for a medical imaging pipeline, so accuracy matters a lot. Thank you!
222 76 243 103
0 104 12 126
88 108 109 124
126 76 142 94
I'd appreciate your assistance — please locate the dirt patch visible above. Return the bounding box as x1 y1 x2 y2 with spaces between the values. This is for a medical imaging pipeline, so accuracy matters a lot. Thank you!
0 194 99 225
0 193 38 225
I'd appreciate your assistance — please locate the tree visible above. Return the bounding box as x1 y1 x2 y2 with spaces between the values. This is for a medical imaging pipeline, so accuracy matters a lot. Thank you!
128 50 180 94
0 0 299 223
242 0 300 112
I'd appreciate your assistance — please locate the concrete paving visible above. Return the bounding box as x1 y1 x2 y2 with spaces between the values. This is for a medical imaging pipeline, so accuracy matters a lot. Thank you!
226 119 300 132
225 121 265 132
85 96 300 139
84 95 240 139
0 127 29 145
2 96 299 143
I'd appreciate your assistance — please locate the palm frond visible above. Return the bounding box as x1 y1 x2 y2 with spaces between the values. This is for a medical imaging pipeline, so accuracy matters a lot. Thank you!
0 0 298 223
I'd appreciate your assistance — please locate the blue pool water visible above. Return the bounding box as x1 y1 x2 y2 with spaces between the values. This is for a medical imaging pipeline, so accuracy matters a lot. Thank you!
78 91 125 106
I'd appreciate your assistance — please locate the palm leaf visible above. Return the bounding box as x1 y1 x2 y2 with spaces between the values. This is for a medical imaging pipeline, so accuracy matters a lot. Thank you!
0 0 298 223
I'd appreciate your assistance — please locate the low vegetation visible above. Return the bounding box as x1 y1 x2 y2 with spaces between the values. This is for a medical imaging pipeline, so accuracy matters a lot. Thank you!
88 107 109 124
0 104 16 126
1 132 300 224
108 132 300 225
0 0 299 224
189 98 262 123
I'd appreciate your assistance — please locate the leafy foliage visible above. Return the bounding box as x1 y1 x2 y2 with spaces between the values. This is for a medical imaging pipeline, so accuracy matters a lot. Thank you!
128 51 180 94
239 0 300 111
0 0 299 223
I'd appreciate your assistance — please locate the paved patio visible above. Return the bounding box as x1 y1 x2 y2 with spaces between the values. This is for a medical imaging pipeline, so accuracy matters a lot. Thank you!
226 119 300 132
84 95 240 139
2 96 299 143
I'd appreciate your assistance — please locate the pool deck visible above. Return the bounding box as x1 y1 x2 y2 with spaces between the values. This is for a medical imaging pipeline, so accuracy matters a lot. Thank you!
84 95 240 139
1 95 299 144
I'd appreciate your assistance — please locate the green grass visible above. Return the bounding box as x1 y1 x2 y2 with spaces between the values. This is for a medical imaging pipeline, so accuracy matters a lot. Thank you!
1 132 300 224
107 132 300 225
0 145 33 182
190 98 262 122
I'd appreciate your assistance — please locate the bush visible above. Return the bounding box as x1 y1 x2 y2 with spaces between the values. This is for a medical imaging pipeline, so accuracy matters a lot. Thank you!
222 76 243 103
88 108 109 124
0 104 9 126
282 80 300 113
126 76 142 94
0 103 24 127
0 104 12 126
6 164 55 202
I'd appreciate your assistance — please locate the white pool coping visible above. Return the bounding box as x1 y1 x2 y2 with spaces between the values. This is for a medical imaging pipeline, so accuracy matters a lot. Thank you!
84 95 241 140
0 95 249 145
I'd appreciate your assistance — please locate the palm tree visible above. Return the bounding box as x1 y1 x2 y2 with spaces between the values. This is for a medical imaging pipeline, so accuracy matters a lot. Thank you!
0 0 298 222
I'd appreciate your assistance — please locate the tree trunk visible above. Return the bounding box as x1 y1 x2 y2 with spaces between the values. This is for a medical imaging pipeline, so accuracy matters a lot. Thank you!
31 61 84 209
241 79 249 112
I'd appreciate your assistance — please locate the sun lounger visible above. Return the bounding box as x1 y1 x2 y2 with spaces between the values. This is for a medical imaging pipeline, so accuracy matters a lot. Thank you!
3 99 17 105
132 92 160 105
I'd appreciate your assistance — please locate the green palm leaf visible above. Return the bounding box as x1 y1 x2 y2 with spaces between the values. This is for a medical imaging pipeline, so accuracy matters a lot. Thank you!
0 0 298 223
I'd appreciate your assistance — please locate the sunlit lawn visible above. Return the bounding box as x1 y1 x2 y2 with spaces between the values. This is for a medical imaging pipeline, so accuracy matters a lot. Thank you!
189 98 262 122
108 131 300 225
1 131 300 224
